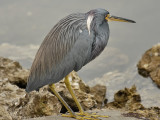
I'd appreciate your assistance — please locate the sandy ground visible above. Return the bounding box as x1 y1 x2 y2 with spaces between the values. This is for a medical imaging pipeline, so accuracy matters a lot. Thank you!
26 109 139 120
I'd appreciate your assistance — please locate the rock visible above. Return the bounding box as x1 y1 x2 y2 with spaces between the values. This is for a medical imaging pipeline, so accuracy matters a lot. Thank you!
137 44 160 87
90 84 106 108
106 86 160 120
106 85 144 111
0 106 12 120
8 87 62 120
0 57 29 88
0 80 25 109
0 57 28 119
0 57 106 119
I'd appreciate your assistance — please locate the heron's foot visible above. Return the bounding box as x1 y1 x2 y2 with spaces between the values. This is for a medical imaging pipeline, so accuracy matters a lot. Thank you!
76 112 109 119
62 113 100 120
62 112 109 120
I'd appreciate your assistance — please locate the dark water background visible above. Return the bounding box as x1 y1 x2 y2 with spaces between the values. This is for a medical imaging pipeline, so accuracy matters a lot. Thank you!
0 0 160 107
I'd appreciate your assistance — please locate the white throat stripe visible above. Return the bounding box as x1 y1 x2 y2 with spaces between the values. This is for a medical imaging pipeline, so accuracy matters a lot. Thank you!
87 15 94 35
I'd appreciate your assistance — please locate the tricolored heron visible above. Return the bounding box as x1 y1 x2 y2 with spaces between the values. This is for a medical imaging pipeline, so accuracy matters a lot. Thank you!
26 8 135 120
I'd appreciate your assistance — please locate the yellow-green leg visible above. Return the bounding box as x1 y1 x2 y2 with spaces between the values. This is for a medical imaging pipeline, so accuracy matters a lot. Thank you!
49 84 75 116
64 74 109 119
49 83 99 120
64 74 84 113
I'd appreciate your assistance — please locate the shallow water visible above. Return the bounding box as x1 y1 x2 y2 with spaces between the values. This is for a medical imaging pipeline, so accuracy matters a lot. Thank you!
0 0 160 107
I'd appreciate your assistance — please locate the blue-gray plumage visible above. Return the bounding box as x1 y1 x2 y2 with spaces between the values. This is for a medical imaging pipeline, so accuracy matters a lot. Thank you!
26 8 135 93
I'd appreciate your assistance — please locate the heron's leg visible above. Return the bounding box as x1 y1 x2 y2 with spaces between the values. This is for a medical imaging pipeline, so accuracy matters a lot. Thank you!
49 84 75 116
49 84 99 120
64 74 109 119
64 74 84 113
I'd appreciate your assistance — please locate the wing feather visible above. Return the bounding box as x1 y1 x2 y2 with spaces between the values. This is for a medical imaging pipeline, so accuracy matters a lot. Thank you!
26 13 93 92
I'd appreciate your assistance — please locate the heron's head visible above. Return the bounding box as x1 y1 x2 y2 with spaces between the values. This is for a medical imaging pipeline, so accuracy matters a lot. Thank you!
86 9 135 30
86 8 135 34
87 8 135 24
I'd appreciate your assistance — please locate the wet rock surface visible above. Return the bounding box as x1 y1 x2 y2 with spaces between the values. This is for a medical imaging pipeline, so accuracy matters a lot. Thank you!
0 57 106 119
137 44 160 88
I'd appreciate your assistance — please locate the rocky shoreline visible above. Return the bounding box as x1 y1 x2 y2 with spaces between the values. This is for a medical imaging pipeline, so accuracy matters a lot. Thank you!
0 44 160 120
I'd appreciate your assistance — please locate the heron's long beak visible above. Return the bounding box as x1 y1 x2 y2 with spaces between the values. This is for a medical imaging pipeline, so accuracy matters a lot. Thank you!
105 14 136 23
